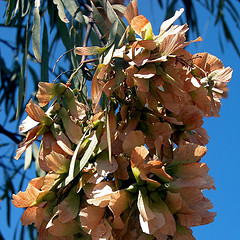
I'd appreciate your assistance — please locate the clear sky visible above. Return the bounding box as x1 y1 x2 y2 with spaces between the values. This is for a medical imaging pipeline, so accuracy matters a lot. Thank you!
137 1 240 240
0 1 240 239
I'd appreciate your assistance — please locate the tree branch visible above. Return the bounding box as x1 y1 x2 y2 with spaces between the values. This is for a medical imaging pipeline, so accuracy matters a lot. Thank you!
0 124 21 144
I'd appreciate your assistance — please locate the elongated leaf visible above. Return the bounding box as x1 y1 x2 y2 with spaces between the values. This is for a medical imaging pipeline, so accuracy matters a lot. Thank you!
99 0 125 36
32 6 41 62
41 20 49 82
5 0 19 25
75 46 107 56
112 4 126 15
16 17 32 119
53 0 69 23
91 1 108 36
66 130 89 184
21 0 30 17
221 16 240 57
33 143 45 177
62 0 84 23
103 44 115 65
56 16 73 50
113 58 125 87
108 19 119 45
24 144 32 170
106 111 112 163
79 131 98 171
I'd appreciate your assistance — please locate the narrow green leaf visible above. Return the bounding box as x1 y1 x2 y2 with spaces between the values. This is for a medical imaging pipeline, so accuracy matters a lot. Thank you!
56 17 73 50
112 4 126 15
225 1 240 28
112 58 125 87
53 0 69 23
41 19 49 82
66 130 89 184
91 1 108 36
79 131 98 171
108 19 119 45
33 143 45 177
16 17 32 119
103 44 115 65
5 0 18 25
221 16 240 57
215 0 225 25
0 231 4 240
32 6 41 62
20 224 25 240
24 144 32 170
18 170 26 192
99 0 125 36
157 0 163 8
21 0 30 17
106 111 112 163
62 0 84 23
75 46 106 56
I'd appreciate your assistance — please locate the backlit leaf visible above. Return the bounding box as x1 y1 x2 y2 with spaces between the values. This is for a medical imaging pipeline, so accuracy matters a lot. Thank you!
32 6 41 62
53 0 69 23
79 131 98 171
62 0 84 23
24 144 32 170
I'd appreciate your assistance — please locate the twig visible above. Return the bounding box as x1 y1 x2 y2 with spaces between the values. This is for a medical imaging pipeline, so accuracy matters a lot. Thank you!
81 11 94 64
52 48 74 73
79 1 105 46
0 124 21 144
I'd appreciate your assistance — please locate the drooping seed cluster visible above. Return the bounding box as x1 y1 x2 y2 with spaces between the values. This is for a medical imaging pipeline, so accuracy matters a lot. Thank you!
12 1 232 239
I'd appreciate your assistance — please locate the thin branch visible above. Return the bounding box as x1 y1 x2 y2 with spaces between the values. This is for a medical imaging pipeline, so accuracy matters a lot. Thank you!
52 48 74 73
0 124 21 144
81 11 94 64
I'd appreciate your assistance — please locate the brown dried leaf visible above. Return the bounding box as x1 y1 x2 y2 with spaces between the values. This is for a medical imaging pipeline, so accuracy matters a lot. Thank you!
122 130 145 156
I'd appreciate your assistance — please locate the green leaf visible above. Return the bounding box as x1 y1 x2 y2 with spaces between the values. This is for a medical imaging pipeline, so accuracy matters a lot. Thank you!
107 19 119 45
103 43 115 65
66 130 89 184
91 1 108 36
221 16 240 57
56 16 73 50
75 46 107 56
24 144 32 170
33 143 45 177
112 58 125 87
41 19 49 82
53 0 69 23
106 111 112 163
61 0 84 23
79 131 98 171
112 4 127 15
5 0 18 25
99 0 126 36
32 6 41 62
16 16 32 119
21 0 30 17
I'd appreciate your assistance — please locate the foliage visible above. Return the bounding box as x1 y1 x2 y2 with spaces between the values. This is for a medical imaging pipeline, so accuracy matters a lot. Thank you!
0 0 236 239
157 0 240 56
6 0 234 239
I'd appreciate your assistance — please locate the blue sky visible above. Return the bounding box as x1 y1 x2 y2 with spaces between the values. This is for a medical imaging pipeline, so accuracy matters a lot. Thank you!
137 1 240 240
1 1 240 239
